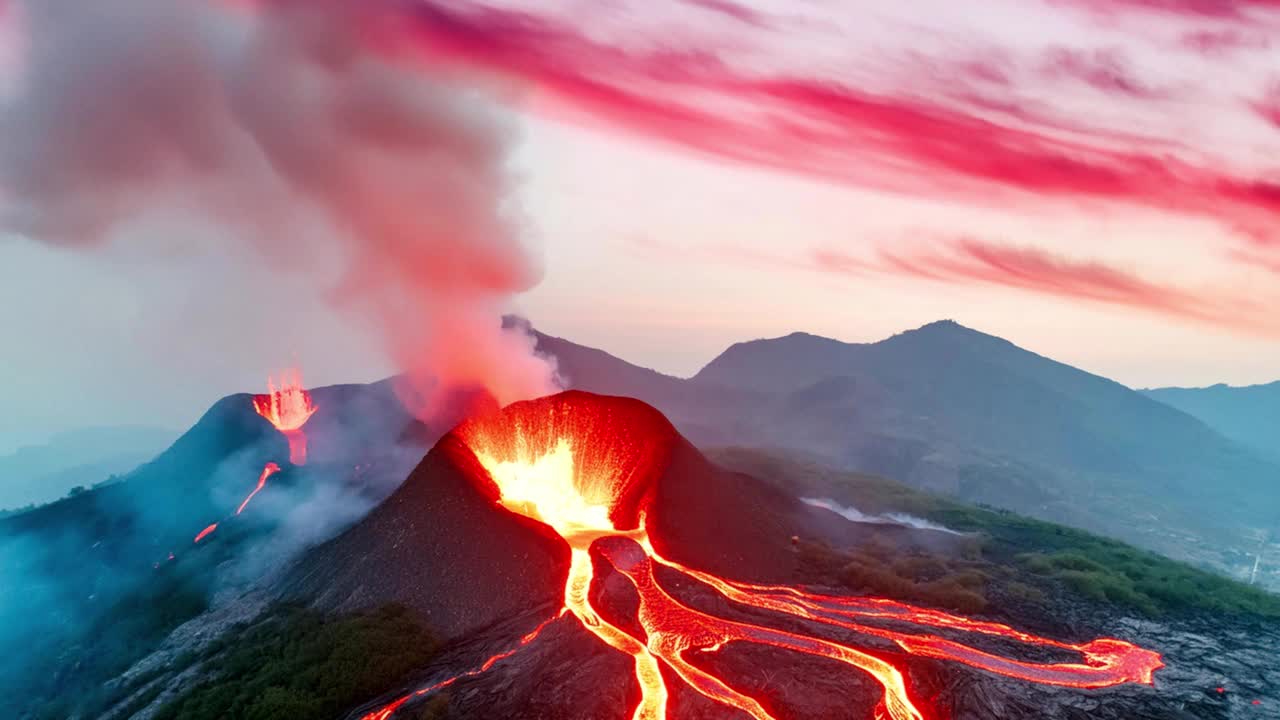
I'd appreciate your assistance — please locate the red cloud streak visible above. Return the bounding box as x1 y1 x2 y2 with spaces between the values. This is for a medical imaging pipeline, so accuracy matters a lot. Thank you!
814 239 1279 337
392 3 1280 244
1254 84 1280 129
1055 0 1280 20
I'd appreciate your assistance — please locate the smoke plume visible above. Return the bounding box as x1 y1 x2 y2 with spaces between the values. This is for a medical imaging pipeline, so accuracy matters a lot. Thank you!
0 0 558 412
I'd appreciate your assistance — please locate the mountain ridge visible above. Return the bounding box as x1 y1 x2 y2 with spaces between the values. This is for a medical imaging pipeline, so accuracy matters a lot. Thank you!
1142 381 1280 461
535 320 1280 579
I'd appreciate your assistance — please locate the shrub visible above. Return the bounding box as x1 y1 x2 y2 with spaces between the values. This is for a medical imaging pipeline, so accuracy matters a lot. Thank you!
155 603 438 720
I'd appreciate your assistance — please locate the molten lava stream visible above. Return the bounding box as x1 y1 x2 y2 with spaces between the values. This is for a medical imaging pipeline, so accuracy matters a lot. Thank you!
193 523 218 544
359 396 1164 720
236 462 281 515
253 370 318 465
658 559 1162 688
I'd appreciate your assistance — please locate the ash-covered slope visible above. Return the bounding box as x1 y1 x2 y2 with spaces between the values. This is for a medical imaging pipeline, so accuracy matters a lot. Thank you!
315 393 1270 720
280 391 891 639
1 378 456 720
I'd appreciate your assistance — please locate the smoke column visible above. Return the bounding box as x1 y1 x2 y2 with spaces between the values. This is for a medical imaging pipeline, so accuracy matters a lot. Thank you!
0 0 558 411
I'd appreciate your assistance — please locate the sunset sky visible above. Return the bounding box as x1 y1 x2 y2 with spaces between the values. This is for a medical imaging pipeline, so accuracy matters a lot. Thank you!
2 0 1279 443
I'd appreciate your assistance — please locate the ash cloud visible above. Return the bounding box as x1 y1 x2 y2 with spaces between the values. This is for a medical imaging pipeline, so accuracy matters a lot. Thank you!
0 0 558 412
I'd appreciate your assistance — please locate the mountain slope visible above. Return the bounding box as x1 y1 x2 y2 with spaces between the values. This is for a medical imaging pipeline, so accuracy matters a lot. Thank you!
1143 381 1280 461
122 423 1279 720
1 378 448 720
536 321 1279 578
280 391 875 639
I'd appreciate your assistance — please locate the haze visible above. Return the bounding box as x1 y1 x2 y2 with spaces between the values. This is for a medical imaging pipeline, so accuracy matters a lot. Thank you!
3 0 1279 444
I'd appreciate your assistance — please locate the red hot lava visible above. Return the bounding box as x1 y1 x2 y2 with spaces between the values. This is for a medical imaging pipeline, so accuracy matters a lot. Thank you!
237 462 281 515
253 370 318 465
362 392 1164 720
194 523 218 544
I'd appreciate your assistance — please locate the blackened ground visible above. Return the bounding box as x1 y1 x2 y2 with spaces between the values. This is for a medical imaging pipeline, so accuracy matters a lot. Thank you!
344 564 1279 720
280 392 933 639
278 432 569 638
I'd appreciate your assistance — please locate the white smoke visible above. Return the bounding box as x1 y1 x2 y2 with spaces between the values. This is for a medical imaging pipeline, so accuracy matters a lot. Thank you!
802 497 962 535
0 0 558 413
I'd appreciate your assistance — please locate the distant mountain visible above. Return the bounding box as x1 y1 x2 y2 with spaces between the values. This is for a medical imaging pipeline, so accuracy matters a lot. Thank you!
0 425 179 510
1143 381 1280 461
536 321 1280 576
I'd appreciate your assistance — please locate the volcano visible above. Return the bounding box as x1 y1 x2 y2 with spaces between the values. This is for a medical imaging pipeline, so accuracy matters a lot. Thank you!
282 391 1161 720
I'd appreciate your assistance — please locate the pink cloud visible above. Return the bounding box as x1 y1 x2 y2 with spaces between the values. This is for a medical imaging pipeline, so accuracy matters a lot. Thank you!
1179 28 1272 55
1054 0 1280 20
1252 82 1280 128
816 238 1280 337
1040 46 1167 98
680 0 771 28
394 3 1280 245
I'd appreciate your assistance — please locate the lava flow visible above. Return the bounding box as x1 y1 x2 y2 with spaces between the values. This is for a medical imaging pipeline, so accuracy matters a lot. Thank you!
193 523 218 544
236 462 281 515
253 370 318 465
362 392 1164 720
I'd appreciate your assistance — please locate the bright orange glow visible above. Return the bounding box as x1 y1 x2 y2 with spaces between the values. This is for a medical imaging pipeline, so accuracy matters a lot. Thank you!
236 462 281 516
253 370 318 465
361 392 1164 719
193 523 218 544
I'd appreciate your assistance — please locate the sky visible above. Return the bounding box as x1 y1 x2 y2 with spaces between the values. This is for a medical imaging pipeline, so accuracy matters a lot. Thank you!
2 0 1280 447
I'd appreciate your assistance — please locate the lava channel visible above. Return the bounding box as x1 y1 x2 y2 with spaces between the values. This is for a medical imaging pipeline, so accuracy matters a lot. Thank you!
236 462 281 515
361 392 1164 720
253 369 318 465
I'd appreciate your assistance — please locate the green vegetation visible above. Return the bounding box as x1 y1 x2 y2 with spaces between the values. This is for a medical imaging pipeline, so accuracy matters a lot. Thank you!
710 446 1280 619
155 603 438 720
797 537 992 614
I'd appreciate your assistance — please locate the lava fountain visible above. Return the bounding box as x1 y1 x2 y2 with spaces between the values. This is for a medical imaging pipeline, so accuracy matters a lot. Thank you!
362 392 1163 720
253 369 318 465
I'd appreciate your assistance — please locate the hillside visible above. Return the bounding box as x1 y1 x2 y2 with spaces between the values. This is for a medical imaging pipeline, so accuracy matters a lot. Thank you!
121 423 1277 720
535 322 1280 581
1143 381 1280 461
2 378 448 720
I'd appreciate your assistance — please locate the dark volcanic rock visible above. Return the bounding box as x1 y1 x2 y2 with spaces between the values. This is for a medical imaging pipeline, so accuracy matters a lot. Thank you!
282 390 1277 720
278 432 568 638
346 587 1279 720
284 391 906 638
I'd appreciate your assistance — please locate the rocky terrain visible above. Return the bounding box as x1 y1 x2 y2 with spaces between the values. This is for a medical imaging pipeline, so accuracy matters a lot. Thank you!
162 391 1280 720
341 581 1278 720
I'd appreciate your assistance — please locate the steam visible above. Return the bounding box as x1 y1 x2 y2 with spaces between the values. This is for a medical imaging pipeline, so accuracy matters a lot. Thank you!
0 0 558 412
802 497 962 535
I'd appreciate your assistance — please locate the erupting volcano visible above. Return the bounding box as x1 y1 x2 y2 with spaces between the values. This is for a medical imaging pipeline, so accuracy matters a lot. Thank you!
359 392 1164 720
182 372 317 548
253 370 318 465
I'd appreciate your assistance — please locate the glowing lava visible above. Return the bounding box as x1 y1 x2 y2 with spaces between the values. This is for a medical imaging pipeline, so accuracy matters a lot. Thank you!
363 392 1164 720
237 462 281 515
193 523 218 544
253 370 318 465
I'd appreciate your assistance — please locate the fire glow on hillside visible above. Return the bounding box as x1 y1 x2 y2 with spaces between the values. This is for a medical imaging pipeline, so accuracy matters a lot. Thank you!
360 393 1165 720
253 370 319 465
